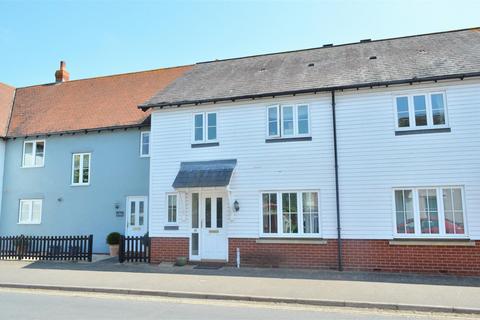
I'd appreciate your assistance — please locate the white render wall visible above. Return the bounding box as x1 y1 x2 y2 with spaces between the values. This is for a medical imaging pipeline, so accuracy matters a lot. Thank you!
149 94 337 239
149 78 480 240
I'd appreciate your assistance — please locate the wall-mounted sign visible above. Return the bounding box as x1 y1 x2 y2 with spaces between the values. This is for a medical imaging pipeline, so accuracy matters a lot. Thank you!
116 210 124 217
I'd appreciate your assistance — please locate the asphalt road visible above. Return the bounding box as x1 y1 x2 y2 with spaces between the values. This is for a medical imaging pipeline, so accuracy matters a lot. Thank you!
0 288 477 320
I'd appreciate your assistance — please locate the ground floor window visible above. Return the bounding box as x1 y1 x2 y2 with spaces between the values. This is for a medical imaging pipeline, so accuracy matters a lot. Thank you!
18 199 42 224
262 191 319 236
394 186 466 237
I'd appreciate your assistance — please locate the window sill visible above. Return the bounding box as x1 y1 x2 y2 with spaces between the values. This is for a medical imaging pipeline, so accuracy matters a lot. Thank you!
395 127 451 136
389 239 475 246
17 222 41 225
140 154 150 158
265 136 312 143
21 165 45 169
191 142 220 148
164 225 179 231
256 238 327 245
71 184 90 187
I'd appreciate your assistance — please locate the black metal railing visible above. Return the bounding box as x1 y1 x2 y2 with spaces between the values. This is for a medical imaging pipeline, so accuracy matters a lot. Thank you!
0 235 93 262
119 236 150 263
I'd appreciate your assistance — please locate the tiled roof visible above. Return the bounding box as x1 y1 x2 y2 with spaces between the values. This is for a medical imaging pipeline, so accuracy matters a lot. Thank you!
8 65 192 137
141 28 480 108
0 83 15 137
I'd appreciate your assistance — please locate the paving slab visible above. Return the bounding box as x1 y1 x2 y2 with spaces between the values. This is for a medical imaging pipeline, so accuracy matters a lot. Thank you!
0 260 479 313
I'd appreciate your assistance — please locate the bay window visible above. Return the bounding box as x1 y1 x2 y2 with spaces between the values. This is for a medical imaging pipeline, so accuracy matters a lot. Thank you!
262 191 319 236
394 187 466 237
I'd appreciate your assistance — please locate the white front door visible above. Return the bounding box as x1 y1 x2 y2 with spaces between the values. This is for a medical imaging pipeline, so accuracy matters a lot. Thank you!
199 193 227 261
125 196 148 237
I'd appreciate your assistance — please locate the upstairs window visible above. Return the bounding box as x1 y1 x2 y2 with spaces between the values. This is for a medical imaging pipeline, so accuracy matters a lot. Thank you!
23 140 45 168
72 153 91 186
193 112 217 143
394 187 466 237
267 104 310 138
395 92 447 130
140 131 150 157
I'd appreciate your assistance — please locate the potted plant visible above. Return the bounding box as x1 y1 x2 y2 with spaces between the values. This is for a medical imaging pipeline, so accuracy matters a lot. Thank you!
175 256 187 266
106 232 121 256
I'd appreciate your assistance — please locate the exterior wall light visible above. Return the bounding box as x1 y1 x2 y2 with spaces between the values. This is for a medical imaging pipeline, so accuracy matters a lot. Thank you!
233 200 240 212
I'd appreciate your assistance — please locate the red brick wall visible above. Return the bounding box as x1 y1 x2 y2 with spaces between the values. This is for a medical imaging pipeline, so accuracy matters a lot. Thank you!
228 238 480 275
342 240 480 275
229 238 338 269
150 237 189 264
151 237 480 275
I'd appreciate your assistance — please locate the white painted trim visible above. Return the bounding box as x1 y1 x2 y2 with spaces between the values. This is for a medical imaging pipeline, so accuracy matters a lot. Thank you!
266 105 280 138
22 140 46 168
71 153 91 186
192 111 218 144
140 131 150 157
166 192 179 225
125 196 149 237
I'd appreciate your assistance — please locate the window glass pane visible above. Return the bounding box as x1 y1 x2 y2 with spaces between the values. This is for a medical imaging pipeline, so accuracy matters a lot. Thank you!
282 193 298 233
395 190 415 234
23 142 34 167
205 197 211 228
19 201 30 223
216 197 223 228
32 200 42 223
168 195 177 223
282 106 294 136
396 97 410 128
192 193 199 228
73 154 80 184
141 133 150 155
268 107 278 136
82 154 90 184
262 193 277 233
431 94 446 125
194 114 203 141
414 95 427 126
35 142 44 166
191 233 199 256
139 201 144 226
207 113 217 140
443 188 464 234
419 189 439 234
302 192 319 233
130 201 136 226
297 105 309 135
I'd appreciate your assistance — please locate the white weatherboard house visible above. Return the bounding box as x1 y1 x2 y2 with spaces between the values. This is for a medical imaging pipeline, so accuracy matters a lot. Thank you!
140 28 480 274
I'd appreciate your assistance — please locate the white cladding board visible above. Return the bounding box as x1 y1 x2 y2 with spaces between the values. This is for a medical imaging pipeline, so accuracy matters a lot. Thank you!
149 79 480 240
149 95 337 238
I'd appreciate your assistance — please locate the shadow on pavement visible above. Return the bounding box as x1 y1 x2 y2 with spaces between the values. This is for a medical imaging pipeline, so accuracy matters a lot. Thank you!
20 256 480 288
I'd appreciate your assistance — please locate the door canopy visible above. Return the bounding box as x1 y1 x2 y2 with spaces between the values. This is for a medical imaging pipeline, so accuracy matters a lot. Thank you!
172 159 237 189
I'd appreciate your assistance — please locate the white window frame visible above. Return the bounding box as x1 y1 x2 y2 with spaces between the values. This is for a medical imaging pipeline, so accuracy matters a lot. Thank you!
392 186 468 239
266 104 311 138
394 91 449 131
259 190 321 238
18 199 42 224
192 112 218 144
166 193 178 224
71 153 91 186
140 131 150 157
22 140 46 168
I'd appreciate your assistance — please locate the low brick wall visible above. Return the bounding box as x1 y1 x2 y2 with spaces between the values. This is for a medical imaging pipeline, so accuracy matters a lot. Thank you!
150 237 480 275
150 237 189 264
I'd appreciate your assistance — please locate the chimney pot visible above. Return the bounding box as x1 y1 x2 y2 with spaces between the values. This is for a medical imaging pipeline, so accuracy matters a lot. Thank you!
55 61 70 83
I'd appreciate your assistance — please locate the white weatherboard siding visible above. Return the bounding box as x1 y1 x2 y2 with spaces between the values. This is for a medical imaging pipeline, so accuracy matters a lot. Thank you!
149 95 337 239
335 79 480 240
149 78 480 241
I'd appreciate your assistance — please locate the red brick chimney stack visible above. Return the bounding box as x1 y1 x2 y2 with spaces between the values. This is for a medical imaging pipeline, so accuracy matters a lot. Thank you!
55 61 70 83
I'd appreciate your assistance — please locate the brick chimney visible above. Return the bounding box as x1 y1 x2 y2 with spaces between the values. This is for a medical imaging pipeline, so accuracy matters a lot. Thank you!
55 61 70 83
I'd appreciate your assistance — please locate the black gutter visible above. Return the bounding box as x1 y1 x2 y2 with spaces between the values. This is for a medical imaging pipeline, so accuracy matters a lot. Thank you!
139 72 480 110
331 91 343 272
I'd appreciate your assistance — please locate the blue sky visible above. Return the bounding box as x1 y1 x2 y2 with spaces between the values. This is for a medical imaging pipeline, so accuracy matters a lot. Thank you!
1 0 479 87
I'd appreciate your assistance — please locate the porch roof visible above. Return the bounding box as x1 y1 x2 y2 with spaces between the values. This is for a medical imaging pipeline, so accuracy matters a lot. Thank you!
172 159 237 189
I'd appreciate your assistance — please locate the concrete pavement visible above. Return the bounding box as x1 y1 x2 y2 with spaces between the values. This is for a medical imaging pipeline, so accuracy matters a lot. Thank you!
0 260 479 314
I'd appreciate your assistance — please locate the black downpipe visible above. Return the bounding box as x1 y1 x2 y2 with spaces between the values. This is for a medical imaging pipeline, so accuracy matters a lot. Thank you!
331 91 343 271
